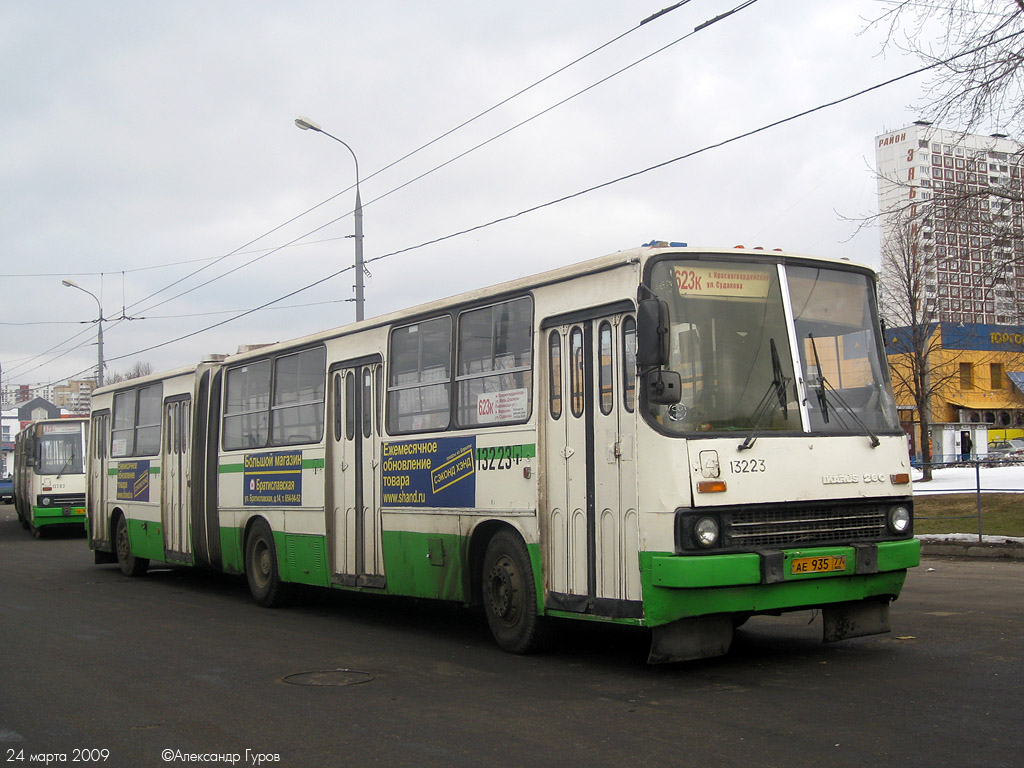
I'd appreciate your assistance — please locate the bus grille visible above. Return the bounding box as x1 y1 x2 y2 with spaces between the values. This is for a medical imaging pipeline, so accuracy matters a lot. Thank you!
37 493 86 507
723 504 889 548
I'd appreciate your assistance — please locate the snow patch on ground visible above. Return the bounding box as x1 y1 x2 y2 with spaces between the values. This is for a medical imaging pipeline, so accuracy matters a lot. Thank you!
912 464 1024 494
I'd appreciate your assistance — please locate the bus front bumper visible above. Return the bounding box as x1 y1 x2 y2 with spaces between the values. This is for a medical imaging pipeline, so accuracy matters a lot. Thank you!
641 538 921 627
32 505 87 527
640 539 920 663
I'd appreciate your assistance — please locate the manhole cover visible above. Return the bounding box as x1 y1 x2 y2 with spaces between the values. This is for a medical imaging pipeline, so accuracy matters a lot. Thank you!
283 669 374 687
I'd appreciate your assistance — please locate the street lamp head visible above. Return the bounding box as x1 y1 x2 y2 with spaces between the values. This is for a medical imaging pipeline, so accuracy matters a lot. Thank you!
61 279 78 289
294 116 322 132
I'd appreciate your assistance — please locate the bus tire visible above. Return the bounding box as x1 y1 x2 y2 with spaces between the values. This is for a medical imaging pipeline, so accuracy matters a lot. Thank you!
114 514 148 577
481 529 551 655
245 519 289 608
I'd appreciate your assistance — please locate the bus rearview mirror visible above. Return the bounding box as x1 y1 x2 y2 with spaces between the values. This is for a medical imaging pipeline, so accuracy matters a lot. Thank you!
645 370 681 405
637 298 669 367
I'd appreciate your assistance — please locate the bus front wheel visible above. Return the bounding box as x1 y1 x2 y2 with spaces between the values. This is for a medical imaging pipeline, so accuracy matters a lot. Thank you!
114 515 148 577
245 519 289 607
481 529 551 655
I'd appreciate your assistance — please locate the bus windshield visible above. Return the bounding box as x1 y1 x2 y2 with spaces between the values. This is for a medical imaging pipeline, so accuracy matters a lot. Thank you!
645 258 899 436
37 425 85 475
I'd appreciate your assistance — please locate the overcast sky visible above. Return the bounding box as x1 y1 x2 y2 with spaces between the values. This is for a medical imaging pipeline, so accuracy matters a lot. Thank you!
1 0 932 391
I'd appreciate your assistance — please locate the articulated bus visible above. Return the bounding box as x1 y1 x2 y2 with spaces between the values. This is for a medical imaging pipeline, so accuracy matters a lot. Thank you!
88 244 919 662
13 417 89 537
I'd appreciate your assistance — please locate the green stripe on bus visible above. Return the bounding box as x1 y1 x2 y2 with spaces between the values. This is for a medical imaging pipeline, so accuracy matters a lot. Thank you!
475 444 536 460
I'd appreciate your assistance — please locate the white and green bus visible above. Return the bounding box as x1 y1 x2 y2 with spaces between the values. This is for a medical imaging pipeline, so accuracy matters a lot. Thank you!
13 417 89 537
87 244 919 662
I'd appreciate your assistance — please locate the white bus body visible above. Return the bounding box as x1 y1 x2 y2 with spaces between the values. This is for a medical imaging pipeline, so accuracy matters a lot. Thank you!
88 245 919 662
13 417 89 536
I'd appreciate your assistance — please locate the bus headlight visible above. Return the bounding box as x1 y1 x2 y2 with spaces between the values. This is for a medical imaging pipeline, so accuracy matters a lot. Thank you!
694 516 720 548
888 505 911 535
41 496 52 506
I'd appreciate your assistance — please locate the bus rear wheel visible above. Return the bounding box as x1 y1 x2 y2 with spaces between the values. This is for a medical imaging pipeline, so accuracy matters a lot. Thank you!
115 514 148 577
245 519 289 607
481 529 551 655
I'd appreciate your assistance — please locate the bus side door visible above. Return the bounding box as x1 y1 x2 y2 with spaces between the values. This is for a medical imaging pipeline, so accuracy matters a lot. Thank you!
88 411 110 548
542 310 641 615
327 357 384 588
160 396 192 562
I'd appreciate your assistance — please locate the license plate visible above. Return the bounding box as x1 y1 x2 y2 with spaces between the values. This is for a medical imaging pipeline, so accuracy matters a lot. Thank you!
791 555 846 575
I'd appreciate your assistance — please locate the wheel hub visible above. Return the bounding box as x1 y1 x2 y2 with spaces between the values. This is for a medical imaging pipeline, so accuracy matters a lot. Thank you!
488 555 519 622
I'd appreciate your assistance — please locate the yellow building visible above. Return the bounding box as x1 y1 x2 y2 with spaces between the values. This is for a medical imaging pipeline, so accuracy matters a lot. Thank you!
886 322 1024 459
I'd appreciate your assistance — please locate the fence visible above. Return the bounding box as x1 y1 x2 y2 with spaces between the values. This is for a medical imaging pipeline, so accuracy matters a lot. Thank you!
912 456 1024 542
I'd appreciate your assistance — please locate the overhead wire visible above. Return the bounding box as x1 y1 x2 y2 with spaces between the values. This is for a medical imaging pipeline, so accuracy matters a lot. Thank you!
6 1 701 386
87 24 1024 370
6 0 688 385
122 0 708 320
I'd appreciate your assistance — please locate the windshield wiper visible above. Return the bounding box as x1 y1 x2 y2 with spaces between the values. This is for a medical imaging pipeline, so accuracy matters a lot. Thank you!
807 333 880 448
56 449 75 480
738 338 790 451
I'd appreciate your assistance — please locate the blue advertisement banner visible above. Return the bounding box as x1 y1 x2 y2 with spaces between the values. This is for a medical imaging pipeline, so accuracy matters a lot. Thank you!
381 437 476 508
117 460 150 502
942 322 1024 351
243 451 303 506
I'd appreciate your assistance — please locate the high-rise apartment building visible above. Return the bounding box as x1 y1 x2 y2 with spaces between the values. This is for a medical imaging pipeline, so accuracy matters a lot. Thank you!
875 121 1023 325
876 123 1024 452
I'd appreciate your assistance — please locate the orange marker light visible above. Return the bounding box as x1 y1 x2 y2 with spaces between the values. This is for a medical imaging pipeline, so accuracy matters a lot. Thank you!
697 480 727 493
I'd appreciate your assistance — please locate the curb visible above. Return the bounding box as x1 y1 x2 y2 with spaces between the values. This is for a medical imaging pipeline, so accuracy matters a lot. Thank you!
919 539 1024 560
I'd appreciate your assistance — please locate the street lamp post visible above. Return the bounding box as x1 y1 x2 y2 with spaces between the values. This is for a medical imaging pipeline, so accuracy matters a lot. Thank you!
62 279 104 388
294 116 365 322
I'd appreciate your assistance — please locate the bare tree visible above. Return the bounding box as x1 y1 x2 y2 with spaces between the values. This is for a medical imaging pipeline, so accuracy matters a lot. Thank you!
870 1 1024 137
104 361 153 385
880 208 954 479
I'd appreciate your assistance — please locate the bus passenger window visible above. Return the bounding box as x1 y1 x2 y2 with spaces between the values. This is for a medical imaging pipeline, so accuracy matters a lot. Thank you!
599 321 613 415
570 327 584 418
455 297 533 427
387 316 452 434
135 385 163 456
333 373 343 442
223 360 271 450
362 368 373 438
549 331 562 420
622 316 636 413
111 390 136 457
345 372 356 441
271 347 326 446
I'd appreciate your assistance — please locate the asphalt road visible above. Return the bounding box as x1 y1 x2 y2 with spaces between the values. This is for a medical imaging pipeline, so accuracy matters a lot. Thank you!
1 503 1021 768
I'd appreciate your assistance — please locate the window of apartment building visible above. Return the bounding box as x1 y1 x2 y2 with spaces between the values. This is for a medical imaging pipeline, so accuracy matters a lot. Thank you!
991 363 1004 390
960 362 974 389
